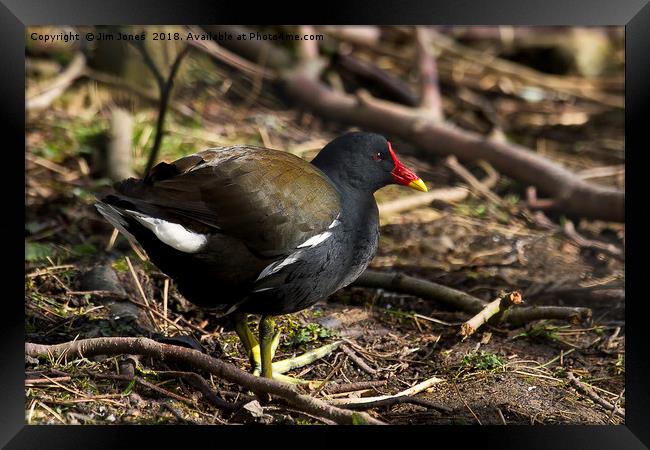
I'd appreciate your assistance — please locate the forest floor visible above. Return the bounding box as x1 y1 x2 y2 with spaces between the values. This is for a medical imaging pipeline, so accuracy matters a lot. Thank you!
25 46 625 425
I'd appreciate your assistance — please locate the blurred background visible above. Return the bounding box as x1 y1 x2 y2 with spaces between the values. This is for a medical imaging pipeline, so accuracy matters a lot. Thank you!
25 25 625 425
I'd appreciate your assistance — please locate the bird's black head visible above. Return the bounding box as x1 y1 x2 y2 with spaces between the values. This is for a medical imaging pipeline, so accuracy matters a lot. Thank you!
311 132 427 193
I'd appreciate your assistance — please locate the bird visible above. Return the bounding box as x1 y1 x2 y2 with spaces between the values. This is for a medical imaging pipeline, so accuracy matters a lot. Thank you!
95 131 427 381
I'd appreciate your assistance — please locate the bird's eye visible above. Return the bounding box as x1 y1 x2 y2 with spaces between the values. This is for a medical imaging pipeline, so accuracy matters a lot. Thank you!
372 152 383 161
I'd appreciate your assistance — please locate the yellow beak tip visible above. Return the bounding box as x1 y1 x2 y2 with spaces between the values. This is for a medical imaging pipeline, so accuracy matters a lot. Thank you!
408 178 428 192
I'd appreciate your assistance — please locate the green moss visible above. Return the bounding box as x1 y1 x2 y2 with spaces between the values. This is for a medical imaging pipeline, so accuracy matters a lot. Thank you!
460 351 505 372
282 318 336 347
512 322 562 343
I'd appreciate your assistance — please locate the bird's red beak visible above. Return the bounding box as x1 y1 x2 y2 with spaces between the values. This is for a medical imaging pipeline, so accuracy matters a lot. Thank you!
388 142 428 192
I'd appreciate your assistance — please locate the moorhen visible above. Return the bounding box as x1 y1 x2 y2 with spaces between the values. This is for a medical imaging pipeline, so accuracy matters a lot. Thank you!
96 131 427 381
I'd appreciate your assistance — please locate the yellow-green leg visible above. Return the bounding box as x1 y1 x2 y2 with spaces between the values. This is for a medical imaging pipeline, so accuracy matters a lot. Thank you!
235 314 342 385
232 314 262 376
259 315 280 379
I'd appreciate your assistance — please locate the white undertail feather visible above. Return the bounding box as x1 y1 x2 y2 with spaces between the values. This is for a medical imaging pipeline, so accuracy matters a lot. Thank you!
95 203 208 253
126 210 208 253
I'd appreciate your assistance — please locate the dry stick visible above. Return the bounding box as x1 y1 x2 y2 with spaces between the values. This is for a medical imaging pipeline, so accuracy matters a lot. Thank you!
332 52 419 107
445 155 503 205
341 345 377 375
562 220 624 260
453 382 482 425
329 376 446 411
154 370 252 412
355 271 486 314
336 395 451 413
298 25 319 61
186 29 276 81
504 306 591 327
26 52 87 111
460 291 523 338
566 371 625 419
378 186 469 217
25 337 384 425
355 270 592 327
415 26 443 119
378 159 499 217
324 380 387 395
163 278 170 336
125 257 159 330
25 376 72 385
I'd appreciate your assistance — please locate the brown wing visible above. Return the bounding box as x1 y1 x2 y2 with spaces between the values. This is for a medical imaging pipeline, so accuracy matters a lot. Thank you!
114 146 342 257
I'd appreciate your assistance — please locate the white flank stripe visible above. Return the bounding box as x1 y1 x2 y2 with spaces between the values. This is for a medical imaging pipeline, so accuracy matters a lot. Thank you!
297 231 332 248
328 219 341 229
252 287 274 293
255 250 303 282
128 210 208 253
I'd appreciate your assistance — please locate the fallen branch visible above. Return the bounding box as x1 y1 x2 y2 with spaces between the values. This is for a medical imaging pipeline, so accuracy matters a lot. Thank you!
328 376 448 413
355 270 486 314
340 345 377 375
281 73 623 222
460 291 523 337
324 380 387 395
25 337 384 425
26 52 86 111
503 305 592 327
566 371 624 419
190 25 624 222
355 270 592 327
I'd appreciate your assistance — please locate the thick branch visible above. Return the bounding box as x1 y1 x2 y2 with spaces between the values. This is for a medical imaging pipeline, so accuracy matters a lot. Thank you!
25 337 384 425
188 25 624 222
281 72 623 222
355 270 592 328
355 270 486 314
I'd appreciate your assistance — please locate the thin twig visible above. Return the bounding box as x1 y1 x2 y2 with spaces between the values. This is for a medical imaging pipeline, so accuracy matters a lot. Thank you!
341 345 377 375
137 44 190 177
566 371 624 419
125 257 158 330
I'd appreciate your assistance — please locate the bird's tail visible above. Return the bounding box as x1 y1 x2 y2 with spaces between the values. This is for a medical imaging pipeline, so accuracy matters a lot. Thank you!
95 201 138 244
